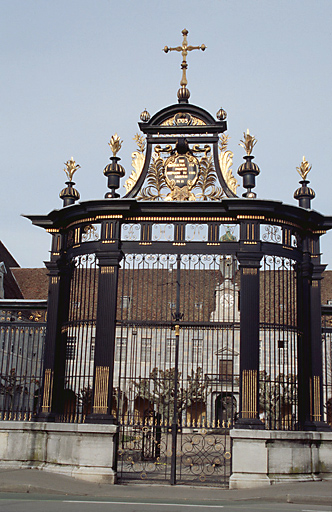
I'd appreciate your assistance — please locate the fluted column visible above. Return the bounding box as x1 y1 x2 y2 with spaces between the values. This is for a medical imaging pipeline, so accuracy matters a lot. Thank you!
303 235 331 430
37 247 72 420
86 218 123 424
235 220 264 429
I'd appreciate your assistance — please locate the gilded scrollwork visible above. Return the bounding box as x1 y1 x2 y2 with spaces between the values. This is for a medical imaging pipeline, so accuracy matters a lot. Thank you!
161 115 206 127
188 116 206 126
192 144 211 157
194 155 223 201
137 149 227 202
218 134 239 195
125 134 146 194
165 184 196 201
81 224 99 242
137 156 167 200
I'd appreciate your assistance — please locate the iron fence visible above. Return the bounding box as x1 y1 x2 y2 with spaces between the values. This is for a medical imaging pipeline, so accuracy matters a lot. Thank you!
322 309 332 426
0 301 46 421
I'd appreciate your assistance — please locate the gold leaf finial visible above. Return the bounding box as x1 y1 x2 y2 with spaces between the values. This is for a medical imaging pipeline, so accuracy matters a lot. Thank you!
296 155 312 180
108 133 123 157
64 157 80 181
239 129 257 156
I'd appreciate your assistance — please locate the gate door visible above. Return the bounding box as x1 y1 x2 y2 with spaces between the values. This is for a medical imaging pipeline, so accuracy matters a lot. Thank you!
115 252 239 485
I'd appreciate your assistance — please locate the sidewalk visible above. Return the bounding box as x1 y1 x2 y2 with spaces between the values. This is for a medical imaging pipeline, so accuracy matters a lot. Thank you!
0 468 331 506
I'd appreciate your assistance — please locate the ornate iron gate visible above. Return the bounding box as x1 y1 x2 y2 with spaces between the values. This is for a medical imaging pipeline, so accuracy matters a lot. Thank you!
115 251 238 485
24 34 332 488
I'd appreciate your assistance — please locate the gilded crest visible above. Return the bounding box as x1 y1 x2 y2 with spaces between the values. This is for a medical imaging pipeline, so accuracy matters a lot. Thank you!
138 147 225 202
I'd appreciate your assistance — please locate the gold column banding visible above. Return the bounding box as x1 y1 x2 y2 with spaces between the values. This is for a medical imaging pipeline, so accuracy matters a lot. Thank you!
242 268 257 275
93 366 110 414
313 376 321 421
41 369 54 413
242 370 257 419
100 266 115 274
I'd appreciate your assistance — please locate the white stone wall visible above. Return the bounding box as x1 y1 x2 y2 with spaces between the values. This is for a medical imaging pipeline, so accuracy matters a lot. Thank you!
230 429 332 489
0 421 118 483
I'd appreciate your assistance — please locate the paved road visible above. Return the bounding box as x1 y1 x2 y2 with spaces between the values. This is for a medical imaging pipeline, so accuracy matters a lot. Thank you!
0 494 331 512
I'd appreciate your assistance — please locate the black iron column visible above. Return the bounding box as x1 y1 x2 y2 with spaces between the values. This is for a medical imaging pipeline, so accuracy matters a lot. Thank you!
236 220 264 429
37 234 71 421
86 220 123 424
307 236 331 430
297 237 312 429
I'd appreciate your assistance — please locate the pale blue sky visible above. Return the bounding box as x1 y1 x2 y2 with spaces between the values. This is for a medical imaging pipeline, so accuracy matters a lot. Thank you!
1 0 331 267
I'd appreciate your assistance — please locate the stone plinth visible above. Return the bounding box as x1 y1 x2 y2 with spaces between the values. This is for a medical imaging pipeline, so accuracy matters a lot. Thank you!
0 421 118 484
230 429 332 489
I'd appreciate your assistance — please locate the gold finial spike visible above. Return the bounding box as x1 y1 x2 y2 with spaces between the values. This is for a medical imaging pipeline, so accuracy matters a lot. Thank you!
64 157 80 181
108 133 123 157
163 28 206 89
239 129 257 156
296 155 312 180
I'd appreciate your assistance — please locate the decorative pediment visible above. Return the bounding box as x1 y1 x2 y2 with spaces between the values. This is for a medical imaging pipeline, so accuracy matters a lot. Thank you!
124 104 239 201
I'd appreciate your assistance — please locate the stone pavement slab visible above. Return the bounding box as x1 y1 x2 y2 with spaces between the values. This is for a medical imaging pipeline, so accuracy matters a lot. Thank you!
0 468 331 506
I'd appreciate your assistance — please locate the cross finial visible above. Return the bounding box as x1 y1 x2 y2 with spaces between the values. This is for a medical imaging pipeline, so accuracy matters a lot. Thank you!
163 29 206 102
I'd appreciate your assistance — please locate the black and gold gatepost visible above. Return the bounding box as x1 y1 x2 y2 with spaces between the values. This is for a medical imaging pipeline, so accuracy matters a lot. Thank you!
37 159 81 421
309 242 329 429
294 159 331 430
86 135 124 424
85 249 122 424
37 258 66 420
236 131 264 429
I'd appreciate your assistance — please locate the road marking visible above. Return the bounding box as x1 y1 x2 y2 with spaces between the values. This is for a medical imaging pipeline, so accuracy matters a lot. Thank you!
63 501 223 508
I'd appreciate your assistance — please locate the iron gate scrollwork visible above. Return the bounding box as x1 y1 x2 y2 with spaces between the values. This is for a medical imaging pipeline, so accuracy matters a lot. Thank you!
115 251 239 485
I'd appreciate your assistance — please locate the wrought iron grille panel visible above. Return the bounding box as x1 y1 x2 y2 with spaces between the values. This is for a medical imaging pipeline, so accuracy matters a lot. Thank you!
261 224 282 244
121 224 141 241
259 256 299 430
322 318 332 427
0 306 46 421
115 252 238 485
60 254 98 422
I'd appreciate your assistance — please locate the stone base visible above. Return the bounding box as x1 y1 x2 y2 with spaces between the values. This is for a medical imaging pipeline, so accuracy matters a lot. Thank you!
0 421 118 484
230 429 332 489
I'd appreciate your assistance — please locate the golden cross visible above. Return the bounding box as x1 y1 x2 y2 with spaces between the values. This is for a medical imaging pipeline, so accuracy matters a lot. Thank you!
163 29 206 88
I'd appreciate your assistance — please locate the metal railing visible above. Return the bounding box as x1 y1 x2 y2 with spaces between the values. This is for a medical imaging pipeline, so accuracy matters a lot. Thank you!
0 300 47 421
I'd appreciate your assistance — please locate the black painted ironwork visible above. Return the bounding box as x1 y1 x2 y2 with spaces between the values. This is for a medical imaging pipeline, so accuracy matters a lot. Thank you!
0 301 46 421
59 254 98 423
259 256 299 430
115 251 239 485
322 308 332 428
21 91 332 486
